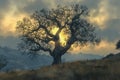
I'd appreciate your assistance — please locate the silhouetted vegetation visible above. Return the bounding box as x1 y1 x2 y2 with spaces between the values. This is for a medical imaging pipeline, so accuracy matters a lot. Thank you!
103 53 114 59
116 40 120 50
16 4 100 65
103 52 120 61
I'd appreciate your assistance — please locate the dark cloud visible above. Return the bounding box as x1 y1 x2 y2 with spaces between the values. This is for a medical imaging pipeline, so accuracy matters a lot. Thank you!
80 0 101 9
109 0 120 17
11 0 101 13
109 0 120 7
0 0 10 19
22 0 56 13
97 19 120 41
0 0 9 10
106 19 120 40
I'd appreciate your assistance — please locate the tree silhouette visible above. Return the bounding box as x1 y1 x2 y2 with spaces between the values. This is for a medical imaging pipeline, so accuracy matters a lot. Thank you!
116 40 120 49
17 4 100 65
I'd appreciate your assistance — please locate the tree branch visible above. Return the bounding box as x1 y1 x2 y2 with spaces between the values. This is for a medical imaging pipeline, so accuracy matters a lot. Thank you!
38 24 55 37
26 37 52 54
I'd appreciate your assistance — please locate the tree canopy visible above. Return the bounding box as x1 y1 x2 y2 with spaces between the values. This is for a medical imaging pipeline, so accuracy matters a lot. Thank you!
17 4 100 64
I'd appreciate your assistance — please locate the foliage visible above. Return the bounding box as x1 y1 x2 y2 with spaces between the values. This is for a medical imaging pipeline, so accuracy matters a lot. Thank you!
17 4 100 64
116 40 120 49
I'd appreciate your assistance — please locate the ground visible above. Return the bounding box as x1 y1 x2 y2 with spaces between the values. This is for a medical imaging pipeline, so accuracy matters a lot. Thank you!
0 53 120 80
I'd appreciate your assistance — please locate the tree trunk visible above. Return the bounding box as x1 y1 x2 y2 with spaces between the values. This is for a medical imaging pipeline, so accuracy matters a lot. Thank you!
52 55 62 65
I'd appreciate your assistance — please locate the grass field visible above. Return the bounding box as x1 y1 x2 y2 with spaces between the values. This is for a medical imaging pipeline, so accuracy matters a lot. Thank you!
0 54 120 80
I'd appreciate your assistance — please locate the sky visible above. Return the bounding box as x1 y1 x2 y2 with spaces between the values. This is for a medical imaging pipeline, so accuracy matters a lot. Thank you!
0 0 120 55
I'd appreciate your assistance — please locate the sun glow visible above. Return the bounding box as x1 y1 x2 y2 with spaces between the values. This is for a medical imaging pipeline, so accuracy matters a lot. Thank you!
51 27 59 35
51 27 69 46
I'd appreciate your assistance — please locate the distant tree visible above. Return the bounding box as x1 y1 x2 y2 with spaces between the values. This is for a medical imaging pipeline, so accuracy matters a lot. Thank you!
17 4 100 65
116 40 120 49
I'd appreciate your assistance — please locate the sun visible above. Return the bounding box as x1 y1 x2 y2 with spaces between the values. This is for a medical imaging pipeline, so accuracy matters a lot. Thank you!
51 26 69 46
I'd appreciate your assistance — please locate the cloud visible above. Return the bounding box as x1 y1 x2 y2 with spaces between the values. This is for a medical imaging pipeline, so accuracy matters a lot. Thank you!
0 0 59 36
0 2 27 36
108 0 120 18
70 40 119 55
97 19 120 42
0 0 9 11
0 0 112 36
0 0 119 55
88 0 109 30
0 0 116 36
89 0 120 30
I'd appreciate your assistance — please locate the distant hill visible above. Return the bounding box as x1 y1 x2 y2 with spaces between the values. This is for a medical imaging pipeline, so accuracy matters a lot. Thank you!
103 52 120 60
0 47 52 71
0 47 102 71
0 57 119 80
62 53 102 62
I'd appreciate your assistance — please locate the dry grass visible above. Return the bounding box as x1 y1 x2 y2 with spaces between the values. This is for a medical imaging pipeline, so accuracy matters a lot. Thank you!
0 58 120 80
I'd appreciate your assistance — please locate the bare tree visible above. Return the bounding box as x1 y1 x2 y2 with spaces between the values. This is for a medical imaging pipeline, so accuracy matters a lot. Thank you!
116 40 120 49
17 4 100 65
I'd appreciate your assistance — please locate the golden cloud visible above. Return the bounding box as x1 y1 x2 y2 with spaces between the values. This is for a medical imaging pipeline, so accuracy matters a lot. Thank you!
0 0 110 36
69 40 119 55
89 0 109 30
0 5 27 36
